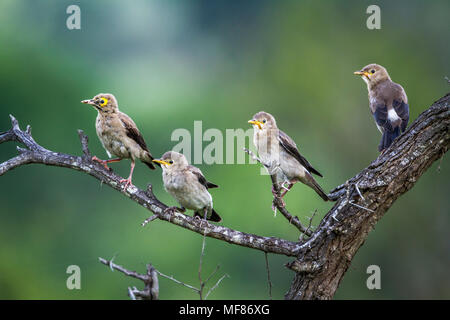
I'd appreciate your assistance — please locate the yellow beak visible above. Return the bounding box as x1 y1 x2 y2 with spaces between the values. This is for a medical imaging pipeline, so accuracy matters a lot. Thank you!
152 159 171 166
248 120 263 130
354 71 370 77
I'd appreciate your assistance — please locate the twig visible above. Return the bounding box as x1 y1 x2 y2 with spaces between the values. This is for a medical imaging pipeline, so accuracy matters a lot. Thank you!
264 252 272 300
99 257 159 300
300 209 317 242
155 270 200 293
204 274 229 300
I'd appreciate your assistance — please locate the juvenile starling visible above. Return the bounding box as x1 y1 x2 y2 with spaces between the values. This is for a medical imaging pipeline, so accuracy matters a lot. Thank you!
354 64 409 152
153 151 222 222
248 111 329 203
81 93 157 189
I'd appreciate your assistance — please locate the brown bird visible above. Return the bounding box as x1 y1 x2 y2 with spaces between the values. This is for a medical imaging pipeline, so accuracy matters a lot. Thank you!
153 151 222 222
81 93 157 189
248 111 329 204
354 64 409 152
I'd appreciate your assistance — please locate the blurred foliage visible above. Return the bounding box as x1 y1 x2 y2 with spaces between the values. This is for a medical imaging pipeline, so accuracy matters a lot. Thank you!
0 0 448 299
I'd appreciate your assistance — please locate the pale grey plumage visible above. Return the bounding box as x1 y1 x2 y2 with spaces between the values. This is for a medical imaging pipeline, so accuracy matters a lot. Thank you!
249 111 329 201
154 151 221 222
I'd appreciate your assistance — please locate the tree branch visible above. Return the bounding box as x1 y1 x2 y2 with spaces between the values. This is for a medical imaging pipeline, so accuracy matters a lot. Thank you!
1 93 448 300
0 116 302 257
285 93 450 299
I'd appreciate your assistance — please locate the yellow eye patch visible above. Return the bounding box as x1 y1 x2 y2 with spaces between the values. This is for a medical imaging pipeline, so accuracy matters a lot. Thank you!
99 98 108 107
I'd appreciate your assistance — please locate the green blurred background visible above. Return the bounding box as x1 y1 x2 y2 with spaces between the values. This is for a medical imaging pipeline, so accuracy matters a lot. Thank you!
0 0 448 299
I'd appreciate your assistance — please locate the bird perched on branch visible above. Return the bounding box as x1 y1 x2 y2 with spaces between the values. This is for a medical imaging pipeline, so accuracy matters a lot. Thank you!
248 111 329 205
354 64 409 152
153 151 222 222
81 93 157 189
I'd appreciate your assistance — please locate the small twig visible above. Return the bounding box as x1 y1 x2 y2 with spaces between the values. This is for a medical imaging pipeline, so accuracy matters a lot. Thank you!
349 200 375 213
141 214 159 227
99 257 159 300
264 252 272 300
354 182 365 200
204 273 229 300
155 270 200 293
300 209 317 241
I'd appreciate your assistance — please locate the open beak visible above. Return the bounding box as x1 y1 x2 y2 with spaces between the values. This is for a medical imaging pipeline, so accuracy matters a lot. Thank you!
81 99 95 105
354 70 370 78
248 120 263 130
152 159 171 166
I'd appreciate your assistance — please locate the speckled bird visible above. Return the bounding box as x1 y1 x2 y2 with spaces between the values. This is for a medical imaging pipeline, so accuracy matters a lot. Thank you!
81 93 157 189
153 151 222 222
248 111 329 203
354 64 409 152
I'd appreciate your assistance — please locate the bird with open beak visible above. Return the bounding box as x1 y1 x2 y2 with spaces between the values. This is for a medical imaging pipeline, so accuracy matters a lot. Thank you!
81 93 158 189
354 64 409 152
248 111 329 206
153 151 222 222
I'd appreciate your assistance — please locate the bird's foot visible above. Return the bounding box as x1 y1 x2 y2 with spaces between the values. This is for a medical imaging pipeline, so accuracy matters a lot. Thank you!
164 206 179 214
194 215 207 228
119 177 133 190
92 156 110 170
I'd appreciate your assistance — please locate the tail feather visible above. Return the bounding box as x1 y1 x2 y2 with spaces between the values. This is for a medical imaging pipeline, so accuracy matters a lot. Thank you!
379 127 401 152
306 173 329 201
194 209 222 222
142 152 158 170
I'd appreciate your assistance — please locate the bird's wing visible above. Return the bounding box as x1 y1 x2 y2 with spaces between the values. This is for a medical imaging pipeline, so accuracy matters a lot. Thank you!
393 99 409 132
278 130 323 177
119 112 150 153
188 165 219 189
372 102 391 131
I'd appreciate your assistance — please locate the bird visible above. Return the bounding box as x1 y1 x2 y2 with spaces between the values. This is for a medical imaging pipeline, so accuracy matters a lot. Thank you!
354 64 409 152
152 151 222 222
248 111 329 204
81 93 158 189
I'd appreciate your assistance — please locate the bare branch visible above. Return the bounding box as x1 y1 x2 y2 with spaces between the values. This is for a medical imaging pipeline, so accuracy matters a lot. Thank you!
0 119 302 257
264 252 272 300
99 257 159 300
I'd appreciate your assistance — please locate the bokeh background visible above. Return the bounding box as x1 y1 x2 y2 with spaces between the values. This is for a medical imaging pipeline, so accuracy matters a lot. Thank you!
0 0 449 299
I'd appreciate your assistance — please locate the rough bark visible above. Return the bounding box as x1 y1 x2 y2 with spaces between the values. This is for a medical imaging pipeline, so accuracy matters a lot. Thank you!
0 93 448 299
285 94 449 299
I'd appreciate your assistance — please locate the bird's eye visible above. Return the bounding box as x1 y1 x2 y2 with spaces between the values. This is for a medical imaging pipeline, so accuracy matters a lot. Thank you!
262 119 267 123
169 160 174 164
99 98 108 107
370 69 375 74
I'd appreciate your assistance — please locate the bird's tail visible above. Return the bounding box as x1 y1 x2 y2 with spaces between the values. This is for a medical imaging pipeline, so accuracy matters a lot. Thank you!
379 127 401 152
305 174 329 201
142 151 157 170
194 209 222 222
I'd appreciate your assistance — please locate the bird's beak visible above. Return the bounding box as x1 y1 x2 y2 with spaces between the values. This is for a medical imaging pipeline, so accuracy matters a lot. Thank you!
81 99 95 105
152 159 171 166
354 70 370 78
248 120 263 130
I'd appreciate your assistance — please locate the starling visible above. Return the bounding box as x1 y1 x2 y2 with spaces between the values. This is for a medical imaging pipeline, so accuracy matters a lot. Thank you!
153 151 222 222
81 93 157 189
354 64 409 152
248 111 329 202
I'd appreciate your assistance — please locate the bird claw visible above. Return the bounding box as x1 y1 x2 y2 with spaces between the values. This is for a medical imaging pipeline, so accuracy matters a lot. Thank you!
119 178 133 190
164 206 179 214
92 156 110 171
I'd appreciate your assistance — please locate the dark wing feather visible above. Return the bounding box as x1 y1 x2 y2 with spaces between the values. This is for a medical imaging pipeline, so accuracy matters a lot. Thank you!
372 103 392 131
189 165 219 189
119 112 150 152
393 99 409 132
278 130 323 177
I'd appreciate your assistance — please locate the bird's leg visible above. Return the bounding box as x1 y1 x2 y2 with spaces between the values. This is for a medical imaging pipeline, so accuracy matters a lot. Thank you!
120 160 135 189
164 206 185 214
279 182 294 198
91 156 122 170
